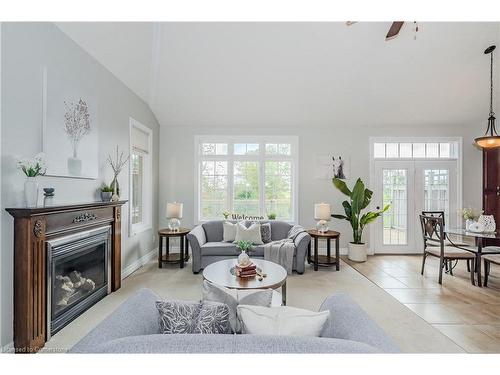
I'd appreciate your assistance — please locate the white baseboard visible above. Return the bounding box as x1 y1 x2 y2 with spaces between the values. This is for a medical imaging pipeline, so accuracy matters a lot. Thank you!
2 341 14 353
122 247 158 280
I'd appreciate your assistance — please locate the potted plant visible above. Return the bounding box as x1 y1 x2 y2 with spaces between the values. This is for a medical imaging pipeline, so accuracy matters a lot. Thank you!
236 240 253 266
267 212 277 220
100 184 114 202
331 178 389 262
461 207 482 231
17 153 47 207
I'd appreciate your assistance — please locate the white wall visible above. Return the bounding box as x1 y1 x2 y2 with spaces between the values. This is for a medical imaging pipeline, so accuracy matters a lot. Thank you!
0 23 160 347
159 122 483 247
156 22 499 252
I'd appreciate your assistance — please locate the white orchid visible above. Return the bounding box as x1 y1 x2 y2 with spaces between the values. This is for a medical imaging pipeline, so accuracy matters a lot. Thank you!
17 153 47 177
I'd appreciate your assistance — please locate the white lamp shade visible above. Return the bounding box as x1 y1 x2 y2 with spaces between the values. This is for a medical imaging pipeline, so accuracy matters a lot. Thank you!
314 203 331 221
166 202 183 219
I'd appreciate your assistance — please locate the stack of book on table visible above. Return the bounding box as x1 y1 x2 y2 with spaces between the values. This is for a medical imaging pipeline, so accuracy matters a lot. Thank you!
235 263 257 278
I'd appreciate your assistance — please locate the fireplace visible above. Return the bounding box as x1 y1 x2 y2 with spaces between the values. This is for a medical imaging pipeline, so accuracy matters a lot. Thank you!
6 200 126 353
47 226 111 338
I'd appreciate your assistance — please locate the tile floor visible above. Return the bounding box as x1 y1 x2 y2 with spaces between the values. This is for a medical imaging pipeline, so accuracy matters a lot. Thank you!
345 254 500 353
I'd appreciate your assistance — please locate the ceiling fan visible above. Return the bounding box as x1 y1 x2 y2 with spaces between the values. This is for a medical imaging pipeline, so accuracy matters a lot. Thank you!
346 21 411 41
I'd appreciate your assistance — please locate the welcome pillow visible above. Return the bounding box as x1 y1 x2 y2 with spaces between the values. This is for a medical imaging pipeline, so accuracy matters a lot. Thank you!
237 305 329 337
234 222 263 245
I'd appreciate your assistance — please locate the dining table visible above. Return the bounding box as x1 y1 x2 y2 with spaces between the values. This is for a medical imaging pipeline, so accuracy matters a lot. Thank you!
445 228 500 287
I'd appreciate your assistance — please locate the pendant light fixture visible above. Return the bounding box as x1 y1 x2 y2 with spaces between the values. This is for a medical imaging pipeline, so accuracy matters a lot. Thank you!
475 45 500 148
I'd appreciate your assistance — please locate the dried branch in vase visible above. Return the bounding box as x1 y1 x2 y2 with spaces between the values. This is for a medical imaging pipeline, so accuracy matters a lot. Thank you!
106 145 129 176
106 146 130 200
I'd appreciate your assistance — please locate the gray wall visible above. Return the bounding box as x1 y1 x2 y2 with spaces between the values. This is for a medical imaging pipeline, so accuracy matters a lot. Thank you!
159 123 483 249
0 23 160 347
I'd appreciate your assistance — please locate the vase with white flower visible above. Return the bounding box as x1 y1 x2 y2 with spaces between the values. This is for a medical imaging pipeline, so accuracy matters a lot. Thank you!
461 207 483 231
17 153 47 207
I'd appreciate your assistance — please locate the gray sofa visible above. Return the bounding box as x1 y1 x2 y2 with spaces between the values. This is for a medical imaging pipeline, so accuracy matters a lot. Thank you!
187 220 311 274
70 288 399 353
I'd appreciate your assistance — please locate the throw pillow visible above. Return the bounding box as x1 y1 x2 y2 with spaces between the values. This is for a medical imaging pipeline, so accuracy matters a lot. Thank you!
202 280 273 333
156 300 231 334
234 221 263 245
237 305 329 337
260 222 272 243
222 221 237 242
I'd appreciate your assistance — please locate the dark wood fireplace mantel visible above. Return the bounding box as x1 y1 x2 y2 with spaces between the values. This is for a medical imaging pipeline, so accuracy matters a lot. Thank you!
6 200 127 353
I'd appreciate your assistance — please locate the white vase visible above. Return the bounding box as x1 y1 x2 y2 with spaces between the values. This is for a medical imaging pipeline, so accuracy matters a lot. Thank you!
67 157 82 176
478 215 496 232
348 242 368 262
237 250 251 267
24 177 39 207
465 219 476 231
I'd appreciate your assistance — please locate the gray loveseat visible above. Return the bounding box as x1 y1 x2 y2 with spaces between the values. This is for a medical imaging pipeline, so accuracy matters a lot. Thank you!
70 288 399 353
187 220 311 274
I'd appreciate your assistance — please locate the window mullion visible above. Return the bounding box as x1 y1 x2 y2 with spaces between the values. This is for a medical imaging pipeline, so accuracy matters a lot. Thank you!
260 157 265 218
228 145 234 216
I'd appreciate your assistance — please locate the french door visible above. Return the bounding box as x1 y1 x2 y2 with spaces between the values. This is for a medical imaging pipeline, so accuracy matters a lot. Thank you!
373 160 459 253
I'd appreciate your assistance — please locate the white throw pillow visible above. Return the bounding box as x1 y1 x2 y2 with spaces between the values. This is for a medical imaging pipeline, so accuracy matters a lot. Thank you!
222 221 237 242
202 281 273 333
237 305 329 337
234 222 263 245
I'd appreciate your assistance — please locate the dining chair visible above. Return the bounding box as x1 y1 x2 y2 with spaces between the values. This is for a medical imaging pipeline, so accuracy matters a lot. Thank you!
483 252 500 287
421 211 471 274
419 214 475 284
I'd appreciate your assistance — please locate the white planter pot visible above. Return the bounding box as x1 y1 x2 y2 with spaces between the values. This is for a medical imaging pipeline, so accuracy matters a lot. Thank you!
24 177 39 207
348 242 368 262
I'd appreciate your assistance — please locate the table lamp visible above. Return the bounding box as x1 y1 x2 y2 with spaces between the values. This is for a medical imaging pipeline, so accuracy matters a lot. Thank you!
314 203 331 233
166 202 183 232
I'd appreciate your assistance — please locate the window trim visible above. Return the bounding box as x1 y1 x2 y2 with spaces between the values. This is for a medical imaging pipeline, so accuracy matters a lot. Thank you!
194 135 299 224
370 136 460 160
129 117 153 236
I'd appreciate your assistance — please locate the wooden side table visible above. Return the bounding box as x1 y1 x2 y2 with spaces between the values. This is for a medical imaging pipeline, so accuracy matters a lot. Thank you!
307 230 340 271
158 228 190 269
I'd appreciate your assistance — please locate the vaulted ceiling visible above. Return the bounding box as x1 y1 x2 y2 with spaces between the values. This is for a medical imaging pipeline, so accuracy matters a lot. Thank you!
56 22 500 129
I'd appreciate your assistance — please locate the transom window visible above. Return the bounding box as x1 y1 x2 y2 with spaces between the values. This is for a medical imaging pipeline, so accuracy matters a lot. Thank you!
196 136 298 222
373 141 458 159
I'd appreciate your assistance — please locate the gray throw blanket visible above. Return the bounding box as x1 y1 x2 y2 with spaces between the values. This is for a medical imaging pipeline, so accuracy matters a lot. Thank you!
264 225 306 274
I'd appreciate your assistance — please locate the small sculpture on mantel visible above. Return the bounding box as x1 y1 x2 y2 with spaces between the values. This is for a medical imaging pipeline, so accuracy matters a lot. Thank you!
106 146 129 202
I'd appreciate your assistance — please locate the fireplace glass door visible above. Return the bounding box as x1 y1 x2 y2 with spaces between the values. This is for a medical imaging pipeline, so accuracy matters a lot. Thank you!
48 226 111 336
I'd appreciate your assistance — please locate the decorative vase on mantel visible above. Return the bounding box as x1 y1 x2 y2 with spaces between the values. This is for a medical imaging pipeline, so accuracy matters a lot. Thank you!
110 176 120 196
24 177 39 207
110 175 120 202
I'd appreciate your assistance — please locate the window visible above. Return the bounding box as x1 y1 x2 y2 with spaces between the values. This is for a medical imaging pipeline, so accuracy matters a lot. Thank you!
195 136 298 222
372 141 458 159
129 118 152 235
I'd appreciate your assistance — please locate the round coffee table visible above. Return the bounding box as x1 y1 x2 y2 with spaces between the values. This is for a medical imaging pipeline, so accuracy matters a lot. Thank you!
203 259 288 305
